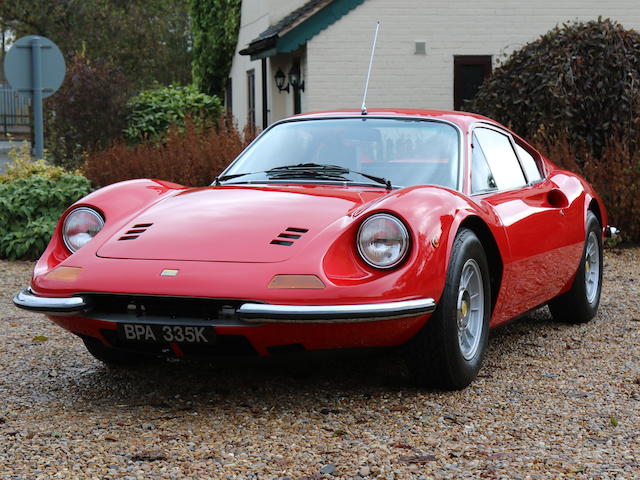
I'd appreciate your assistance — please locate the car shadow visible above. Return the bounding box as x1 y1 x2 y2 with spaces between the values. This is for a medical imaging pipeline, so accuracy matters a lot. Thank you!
43 305 578 414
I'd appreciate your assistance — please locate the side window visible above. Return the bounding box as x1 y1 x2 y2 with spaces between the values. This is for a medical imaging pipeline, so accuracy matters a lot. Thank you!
471 132 497 193
473 128 526 191
515 143 543 183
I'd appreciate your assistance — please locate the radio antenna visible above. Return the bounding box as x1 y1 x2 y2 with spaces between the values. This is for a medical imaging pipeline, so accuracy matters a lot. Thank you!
361 21 380 116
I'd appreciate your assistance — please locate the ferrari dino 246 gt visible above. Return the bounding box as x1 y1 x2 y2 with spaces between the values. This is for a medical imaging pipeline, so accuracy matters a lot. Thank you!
13 109 616 389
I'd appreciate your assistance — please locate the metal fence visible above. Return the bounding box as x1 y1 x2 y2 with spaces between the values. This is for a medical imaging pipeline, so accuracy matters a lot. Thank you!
1 84 31 136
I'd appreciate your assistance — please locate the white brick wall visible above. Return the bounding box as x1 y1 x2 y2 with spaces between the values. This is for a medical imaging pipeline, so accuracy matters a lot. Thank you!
304 0 640 112
233 0 640 129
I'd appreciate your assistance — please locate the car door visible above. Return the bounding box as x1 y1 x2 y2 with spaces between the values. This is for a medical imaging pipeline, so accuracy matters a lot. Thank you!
470 125 579 323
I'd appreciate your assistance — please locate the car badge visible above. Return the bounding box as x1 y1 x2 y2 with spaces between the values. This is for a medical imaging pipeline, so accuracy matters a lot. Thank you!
160 269 179 277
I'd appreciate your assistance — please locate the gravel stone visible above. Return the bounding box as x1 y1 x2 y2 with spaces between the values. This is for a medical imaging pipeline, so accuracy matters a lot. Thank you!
1 249 639 479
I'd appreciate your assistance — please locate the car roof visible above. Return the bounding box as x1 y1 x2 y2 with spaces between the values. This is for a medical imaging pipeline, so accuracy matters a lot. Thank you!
291 108 500 129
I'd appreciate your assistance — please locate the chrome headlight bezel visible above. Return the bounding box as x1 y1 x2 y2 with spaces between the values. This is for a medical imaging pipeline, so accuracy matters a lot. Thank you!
356 213 410 270
62 207 105 253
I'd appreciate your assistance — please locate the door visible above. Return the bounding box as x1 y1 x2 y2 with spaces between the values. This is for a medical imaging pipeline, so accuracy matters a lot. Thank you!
470 126 580 323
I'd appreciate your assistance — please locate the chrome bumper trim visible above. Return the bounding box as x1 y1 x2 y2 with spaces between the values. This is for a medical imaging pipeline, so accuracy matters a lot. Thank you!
12 288 89 316
605 225 620 238
237 298 437 324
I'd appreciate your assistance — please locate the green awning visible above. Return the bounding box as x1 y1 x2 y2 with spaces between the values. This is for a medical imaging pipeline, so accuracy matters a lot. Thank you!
240 0 366 60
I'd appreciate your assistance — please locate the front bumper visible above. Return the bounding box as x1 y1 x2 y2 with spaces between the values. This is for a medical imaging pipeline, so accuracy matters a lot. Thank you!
13 288 436 324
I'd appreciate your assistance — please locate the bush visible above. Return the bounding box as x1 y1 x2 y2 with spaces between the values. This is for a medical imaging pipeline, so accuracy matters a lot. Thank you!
45 51 131 170
0 142 76 183
0 146 93 260
124 85 223 142
532 130 640 243
0 174 92 260
466 18 640 158
85 116 255 187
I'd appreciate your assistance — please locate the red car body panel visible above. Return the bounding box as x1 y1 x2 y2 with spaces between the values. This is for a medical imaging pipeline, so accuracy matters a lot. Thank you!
19 109 607 357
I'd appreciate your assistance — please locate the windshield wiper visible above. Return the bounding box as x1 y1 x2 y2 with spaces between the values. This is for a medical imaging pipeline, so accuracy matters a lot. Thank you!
215 163 392 190
268 163 392 190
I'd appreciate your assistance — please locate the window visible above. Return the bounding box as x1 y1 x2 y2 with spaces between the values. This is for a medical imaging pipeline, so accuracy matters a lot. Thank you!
515 143 543 183
473 128 526 191
454 56 492 110
471 132 497 193
246 69 255 128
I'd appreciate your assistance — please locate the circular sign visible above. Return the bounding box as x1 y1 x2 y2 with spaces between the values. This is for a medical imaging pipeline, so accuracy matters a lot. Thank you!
3 35 66 98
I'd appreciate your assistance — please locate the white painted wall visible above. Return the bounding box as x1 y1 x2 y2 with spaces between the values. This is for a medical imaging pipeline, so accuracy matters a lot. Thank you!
233 0 640 128
305 0 640 112
229 0 309 129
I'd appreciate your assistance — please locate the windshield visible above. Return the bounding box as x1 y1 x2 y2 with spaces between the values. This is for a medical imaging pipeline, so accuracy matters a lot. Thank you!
221 118 460 189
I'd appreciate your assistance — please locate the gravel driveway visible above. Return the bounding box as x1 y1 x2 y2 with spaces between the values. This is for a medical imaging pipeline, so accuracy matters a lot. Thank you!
1 249 639 480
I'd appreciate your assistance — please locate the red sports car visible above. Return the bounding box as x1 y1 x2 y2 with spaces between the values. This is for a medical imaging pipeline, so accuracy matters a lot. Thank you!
13 109 617 389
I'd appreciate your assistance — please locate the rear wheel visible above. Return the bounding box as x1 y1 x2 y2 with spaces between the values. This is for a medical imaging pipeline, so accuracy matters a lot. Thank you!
82 337 146 366
406 229 491 390
549 211 602 323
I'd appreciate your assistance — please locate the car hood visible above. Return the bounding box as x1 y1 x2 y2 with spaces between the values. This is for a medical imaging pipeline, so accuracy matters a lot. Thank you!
96 185 388 263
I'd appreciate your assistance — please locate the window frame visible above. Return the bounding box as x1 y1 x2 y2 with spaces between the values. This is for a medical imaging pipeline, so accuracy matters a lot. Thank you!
468 122 546 196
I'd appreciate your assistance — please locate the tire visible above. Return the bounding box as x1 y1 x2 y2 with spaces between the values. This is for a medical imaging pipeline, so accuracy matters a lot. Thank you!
82 337 146 366
406 228 491 390
549 211 602 324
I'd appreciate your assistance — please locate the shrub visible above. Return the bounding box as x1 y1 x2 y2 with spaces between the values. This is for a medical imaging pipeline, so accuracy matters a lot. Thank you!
532 129 640 242
0 175 93 260
84 116 255 187
0 142 76 183
466 18 640 158
124 85 223 143
0 146 93 260
45 51 131 170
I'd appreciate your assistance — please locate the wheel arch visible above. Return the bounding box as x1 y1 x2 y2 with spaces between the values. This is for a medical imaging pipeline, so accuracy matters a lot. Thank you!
455 215 503 314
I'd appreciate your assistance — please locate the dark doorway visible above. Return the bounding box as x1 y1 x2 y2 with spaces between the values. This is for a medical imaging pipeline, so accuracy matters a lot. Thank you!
454 56 492 111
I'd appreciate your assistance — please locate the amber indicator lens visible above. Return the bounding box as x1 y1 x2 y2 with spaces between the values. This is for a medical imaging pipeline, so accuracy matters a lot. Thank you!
268 275 326 289
44 266 82 282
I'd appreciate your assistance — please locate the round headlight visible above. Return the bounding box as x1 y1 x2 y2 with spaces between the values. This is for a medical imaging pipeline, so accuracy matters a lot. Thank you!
357 214 410 269
62 207 104 253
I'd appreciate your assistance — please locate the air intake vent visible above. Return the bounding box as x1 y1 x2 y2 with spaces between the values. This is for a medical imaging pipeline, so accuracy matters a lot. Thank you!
118 223 153 241
270 227 309 246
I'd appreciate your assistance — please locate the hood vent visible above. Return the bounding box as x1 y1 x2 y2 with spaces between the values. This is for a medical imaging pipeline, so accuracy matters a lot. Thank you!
118 223 153 241
270 227 309 246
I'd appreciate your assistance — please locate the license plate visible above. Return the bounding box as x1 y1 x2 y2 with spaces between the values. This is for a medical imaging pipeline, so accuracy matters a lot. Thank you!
117 323 215 344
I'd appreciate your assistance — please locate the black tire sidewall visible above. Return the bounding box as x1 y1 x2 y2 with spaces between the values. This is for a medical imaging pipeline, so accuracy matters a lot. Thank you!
574 212 603 317
436 229 491 387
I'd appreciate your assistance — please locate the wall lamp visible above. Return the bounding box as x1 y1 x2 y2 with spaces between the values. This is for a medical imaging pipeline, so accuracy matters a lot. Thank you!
274 68 289 93
274 64 305 93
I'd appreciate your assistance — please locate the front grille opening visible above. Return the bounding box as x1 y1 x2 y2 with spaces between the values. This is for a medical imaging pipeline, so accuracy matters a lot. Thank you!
286 227 308 233
134 223 153 228
118 235 139 241
278 233 301 239
270 239 294 246
84 294 246 321
126 229 146 234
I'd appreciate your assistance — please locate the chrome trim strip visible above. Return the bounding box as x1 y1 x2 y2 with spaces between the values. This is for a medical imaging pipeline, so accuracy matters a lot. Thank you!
12 288 89 316
237 298 436 324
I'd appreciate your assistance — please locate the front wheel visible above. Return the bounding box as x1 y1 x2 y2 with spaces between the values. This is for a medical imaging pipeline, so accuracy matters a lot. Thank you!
549 211 602 323
406 229 491 390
